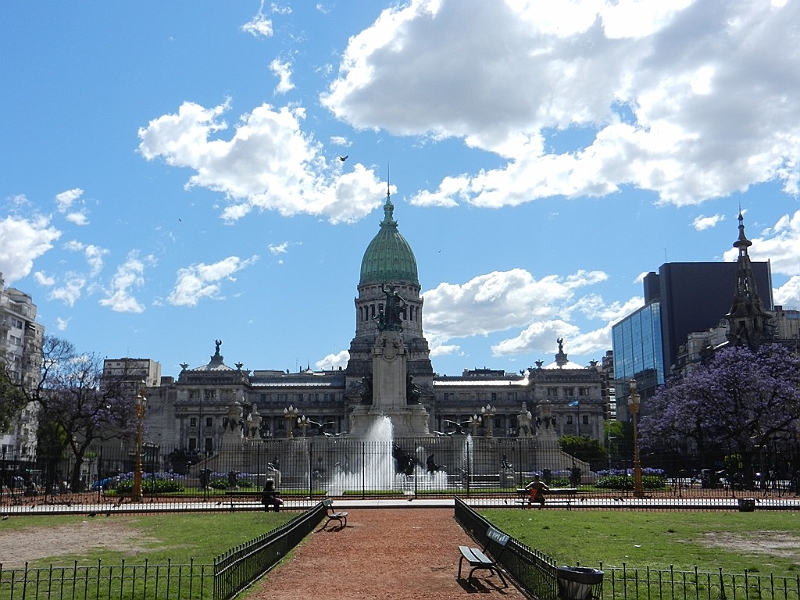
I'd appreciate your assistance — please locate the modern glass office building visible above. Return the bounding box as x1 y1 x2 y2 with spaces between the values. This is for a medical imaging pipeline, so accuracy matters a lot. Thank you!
612 302 664 396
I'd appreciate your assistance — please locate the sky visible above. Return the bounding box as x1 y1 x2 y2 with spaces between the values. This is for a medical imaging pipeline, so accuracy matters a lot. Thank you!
2 0 800 379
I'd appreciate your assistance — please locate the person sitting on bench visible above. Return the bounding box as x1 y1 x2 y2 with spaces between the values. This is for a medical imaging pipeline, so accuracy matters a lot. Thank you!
525 474 549 509
261 479 283 512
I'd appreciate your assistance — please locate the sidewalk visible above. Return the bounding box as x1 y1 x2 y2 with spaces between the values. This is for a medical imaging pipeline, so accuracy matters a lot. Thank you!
248 508 528 599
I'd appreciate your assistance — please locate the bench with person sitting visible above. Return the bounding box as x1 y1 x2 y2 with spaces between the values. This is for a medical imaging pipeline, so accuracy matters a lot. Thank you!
261 479 283 512
457 525 510 588
516 478 579 508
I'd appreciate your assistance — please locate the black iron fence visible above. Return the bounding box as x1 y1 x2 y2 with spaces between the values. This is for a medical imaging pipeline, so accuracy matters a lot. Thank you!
455 496 563 599
456 498 800 600
0 503 326 600
214 501 326 600
604 564 800 600
0 559 212 600
3 438 799 514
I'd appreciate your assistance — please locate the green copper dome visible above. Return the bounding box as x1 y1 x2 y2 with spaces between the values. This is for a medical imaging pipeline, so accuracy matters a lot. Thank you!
359 196 419 286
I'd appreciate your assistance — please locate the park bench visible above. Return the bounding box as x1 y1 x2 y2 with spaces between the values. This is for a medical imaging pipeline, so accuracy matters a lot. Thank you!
516 487 579 508
224 490 261 499
321 498 348 530
457 525 510 588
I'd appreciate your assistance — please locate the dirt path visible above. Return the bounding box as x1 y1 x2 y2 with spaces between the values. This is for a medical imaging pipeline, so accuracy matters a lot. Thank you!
248 508 527 599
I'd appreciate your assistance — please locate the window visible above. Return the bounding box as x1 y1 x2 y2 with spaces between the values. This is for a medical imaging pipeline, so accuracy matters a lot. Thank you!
189 390 200 399
547 388 558 397
582 415 589 425
206 417 213 427
567 415 573 424
189 438 197 451
190 417 197 427
204 389 215 399
491 393 497 402
564 388 574 397
579 388 589 396
297 393 304 402
443 393 450 402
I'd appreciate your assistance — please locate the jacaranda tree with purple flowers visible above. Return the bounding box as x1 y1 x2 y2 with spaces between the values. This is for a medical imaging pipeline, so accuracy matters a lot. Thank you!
639 344 800 484
23 336 138 492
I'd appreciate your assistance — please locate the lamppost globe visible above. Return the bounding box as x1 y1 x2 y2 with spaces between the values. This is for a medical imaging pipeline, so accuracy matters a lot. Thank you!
284 405 298 438
297 415 310 438
481 404 496 437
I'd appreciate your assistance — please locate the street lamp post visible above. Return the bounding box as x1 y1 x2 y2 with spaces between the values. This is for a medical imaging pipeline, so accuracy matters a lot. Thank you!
298 415 310 438
284 406 298 438
481 404 496 437
468 414 482 438
132 389 148 501
627 380 644 497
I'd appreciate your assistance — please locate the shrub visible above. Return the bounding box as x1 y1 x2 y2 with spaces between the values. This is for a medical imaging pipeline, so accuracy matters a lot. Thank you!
595 473 666 490
116 475 185 494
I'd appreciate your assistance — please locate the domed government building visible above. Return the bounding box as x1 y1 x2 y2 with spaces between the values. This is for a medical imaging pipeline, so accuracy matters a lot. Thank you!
120 191 611 453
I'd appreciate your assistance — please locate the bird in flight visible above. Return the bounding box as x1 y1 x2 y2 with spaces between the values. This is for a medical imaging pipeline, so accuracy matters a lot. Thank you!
338 155 348 162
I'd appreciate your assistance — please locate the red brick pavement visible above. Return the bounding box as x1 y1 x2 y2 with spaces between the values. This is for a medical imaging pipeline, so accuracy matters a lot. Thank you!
248 508 527 599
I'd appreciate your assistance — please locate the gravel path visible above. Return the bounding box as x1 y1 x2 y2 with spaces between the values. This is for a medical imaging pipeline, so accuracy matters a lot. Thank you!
249 508 527 599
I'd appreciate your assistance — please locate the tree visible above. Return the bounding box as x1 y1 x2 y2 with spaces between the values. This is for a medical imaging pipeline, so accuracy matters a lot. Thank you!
22 337 137 491
559 435 608 469
639 344 800 484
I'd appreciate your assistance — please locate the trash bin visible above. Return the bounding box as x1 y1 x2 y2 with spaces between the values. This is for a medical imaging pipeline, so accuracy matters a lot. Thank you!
738 498 755 512
556 566 604 600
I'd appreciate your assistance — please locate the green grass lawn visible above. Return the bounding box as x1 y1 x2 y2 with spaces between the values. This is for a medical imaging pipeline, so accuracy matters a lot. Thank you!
1 512 295 567
481 509 800 576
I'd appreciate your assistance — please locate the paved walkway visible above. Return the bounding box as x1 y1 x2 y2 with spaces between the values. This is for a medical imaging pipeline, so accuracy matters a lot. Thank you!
248 508 528 599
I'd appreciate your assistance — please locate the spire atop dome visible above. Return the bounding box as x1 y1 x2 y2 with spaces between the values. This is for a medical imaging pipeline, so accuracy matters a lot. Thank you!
359 181 419 286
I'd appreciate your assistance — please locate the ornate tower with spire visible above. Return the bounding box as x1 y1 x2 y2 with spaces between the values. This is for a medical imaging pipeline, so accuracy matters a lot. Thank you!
725 212 773 350
345 188 434 430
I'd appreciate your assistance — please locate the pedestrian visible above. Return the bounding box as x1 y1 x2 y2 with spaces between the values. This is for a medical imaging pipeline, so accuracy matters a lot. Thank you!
261 479 283 512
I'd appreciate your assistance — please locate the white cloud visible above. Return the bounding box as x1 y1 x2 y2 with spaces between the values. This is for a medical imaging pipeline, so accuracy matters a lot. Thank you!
774 276 800 307
66 211 89 226
270 59 295 94
241 0 273 37
55 188 83 212
323 0 800 208
33 271 55 286
491 320 580 358
0 215 61 283
63 241 109 276
268 242 289 255
56 317 70 331
84 245 109 277
99 251 155 313
167 255 259 307
138 101 386 223
423 267 607 351
692 214 724 231
315 350 349 370
429 343 461 358
49 273 86 307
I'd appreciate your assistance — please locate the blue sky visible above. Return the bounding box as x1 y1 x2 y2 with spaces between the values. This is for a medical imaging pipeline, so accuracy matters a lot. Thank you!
2 0 799 378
